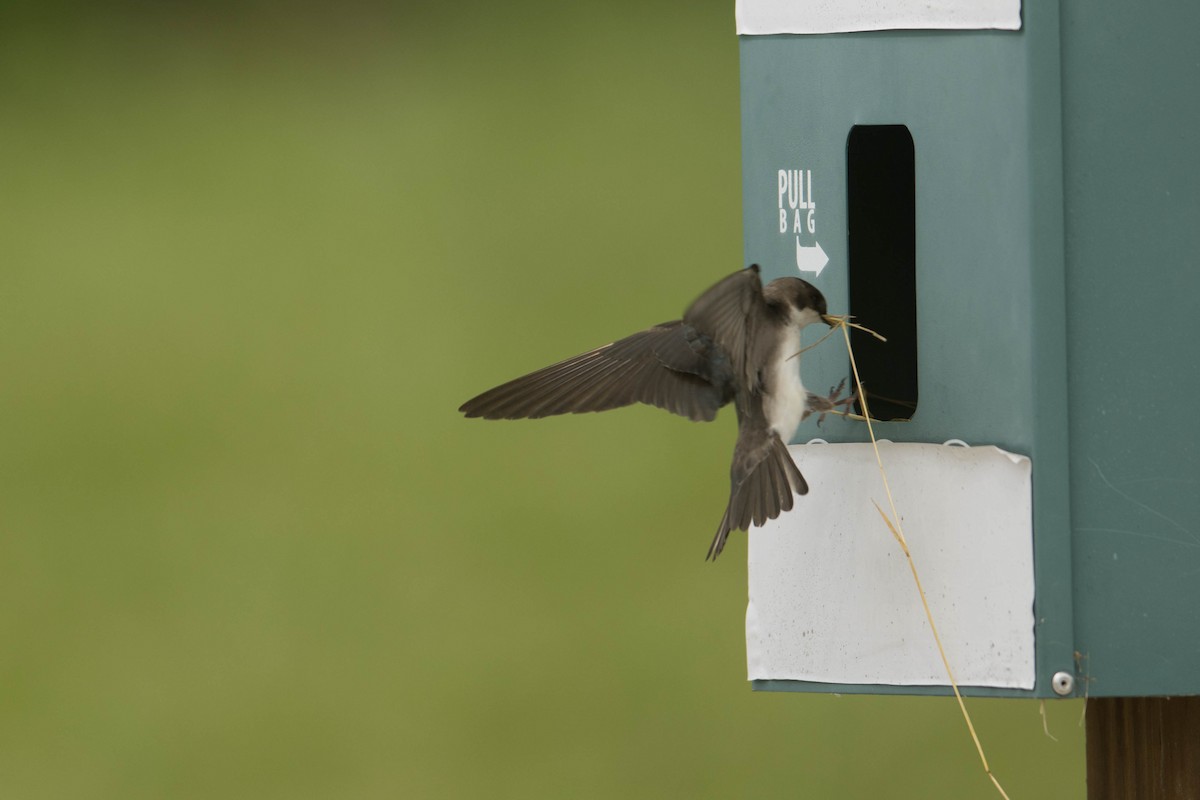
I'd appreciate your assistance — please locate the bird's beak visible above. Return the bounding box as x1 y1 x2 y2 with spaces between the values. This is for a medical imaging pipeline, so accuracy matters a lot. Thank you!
822 313 837 328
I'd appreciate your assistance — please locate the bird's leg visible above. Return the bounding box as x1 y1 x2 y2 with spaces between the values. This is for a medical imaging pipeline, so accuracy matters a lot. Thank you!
804 377 859 426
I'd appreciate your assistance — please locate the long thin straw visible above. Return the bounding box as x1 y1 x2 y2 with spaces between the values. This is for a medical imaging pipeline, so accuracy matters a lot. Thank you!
837 321 1011 800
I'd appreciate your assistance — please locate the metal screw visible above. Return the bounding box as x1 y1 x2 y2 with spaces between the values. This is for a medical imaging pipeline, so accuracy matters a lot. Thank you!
1051 671 1075 696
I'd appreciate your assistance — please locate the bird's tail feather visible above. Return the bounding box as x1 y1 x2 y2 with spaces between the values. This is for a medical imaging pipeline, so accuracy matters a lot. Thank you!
706 435 807 561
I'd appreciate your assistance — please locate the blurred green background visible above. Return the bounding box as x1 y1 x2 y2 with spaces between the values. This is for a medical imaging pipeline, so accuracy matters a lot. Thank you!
0 2 1085 797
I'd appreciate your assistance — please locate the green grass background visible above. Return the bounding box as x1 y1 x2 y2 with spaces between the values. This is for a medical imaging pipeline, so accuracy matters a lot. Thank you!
0 2 1085 797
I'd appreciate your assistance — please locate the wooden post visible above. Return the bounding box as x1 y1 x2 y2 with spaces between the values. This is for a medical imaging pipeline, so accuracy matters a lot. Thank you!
1086 696 1200 799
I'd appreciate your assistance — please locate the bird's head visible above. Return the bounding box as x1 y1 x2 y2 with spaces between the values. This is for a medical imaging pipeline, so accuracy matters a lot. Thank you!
765 277 829 329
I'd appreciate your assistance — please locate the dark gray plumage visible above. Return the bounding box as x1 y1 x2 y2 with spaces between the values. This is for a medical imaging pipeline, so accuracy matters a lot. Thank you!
459 265 829 560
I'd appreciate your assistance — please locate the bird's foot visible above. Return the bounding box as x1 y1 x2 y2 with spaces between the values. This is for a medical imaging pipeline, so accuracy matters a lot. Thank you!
805 378 859 426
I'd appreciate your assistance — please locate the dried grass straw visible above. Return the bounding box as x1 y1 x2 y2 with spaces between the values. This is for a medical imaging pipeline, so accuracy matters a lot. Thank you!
792 315 887 361
831 316 1012 800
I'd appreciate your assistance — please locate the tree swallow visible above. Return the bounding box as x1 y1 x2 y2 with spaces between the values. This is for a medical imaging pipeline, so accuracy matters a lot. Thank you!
459 265 832 560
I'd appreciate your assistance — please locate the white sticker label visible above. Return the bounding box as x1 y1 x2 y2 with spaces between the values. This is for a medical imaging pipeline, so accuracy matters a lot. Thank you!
737 0 1021 35
747 442 1036 689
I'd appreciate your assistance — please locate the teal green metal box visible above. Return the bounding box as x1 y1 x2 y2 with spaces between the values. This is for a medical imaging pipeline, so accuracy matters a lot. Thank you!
740 0 1200 699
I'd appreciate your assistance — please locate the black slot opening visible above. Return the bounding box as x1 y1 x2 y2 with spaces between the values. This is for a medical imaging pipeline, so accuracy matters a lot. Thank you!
846 124 918 421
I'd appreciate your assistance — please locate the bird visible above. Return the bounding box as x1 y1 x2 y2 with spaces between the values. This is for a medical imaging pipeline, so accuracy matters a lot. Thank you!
459 265 833 560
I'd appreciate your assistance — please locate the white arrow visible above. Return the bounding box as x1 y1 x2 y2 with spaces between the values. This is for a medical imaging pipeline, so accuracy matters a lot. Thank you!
795 237 828 277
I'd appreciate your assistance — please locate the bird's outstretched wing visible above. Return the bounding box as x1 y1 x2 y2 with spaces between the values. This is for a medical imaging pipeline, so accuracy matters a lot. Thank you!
459 321 733 422
682 265 773 394
706 424 808 561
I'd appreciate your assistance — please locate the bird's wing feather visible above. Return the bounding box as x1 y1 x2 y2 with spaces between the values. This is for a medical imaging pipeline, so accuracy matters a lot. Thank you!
459 321 730 422
682 265 771 393
706 425 807 560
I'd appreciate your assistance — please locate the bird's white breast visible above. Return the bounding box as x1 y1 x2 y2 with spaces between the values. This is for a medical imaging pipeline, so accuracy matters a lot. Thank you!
763 330 807 442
